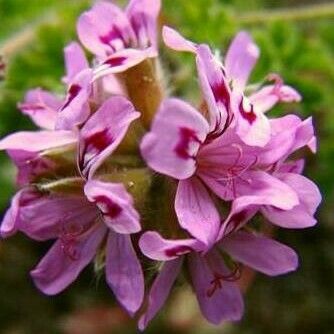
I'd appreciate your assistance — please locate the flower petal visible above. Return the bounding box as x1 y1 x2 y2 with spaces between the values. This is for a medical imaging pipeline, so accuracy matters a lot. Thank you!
84 180 141 234
140 98 209 179
8 150 56 185
30 225 105 295
225 31 259 90
0 130 77 152
79 96 140 178
18 88 61 129
106 233 144 316
0 189 25 238
175 178 220 246
77 1 136 58
138 258 183 331
126 0 161 50
162 26 197 53
233 95 271 147
196 45 231 131
93 47 156 78
261 172 321 229
19 193 97 241
249 84 301 114
63 42 89 84
56 68 93 130
188 251 244 324
237 170 299 210
277 173 321 215
221 230 299 276
139 231 204 261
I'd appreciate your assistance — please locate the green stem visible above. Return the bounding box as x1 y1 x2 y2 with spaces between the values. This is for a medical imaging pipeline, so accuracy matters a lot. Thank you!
238 2 334 25
0 11 58 57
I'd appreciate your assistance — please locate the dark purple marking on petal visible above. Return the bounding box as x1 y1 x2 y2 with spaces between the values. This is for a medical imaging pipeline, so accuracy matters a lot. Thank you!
85 128 112 152
165 245 193 258
94 195 123 219
104 56 127 67
212 80 230 107
79 129 113 174
239 98 256 124
99 25 123 47
174 127 201 160
130 12 150 47
224 211 248 237
19 103 45 112
61 84 81 111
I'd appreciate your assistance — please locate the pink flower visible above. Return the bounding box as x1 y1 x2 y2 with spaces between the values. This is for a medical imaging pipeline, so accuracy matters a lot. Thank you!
163 27 301 146
1 181 144 316
0 95 143 315
138 229 298 330
78 0 161 75
140 93 318 246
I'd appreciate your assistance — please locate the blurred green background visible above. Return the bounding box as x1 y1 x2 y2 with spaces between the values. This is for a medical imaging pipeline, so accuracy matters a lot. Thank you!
0 0 333 333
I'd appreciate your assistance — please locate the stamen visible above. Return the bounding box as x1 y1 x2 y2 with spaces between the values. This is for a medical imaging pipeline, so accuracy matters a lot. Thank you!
59 222 84 261
206 263 242 297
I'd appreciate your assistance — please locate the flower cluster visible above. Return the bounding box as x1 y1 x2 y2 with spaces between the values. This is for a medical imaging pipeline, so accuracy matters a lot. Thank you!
0 0 321 330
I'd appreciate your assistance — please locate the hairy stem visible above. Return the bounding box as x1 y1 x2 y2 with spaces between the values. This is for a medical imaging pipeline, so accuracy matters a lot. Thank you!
239 2 334 25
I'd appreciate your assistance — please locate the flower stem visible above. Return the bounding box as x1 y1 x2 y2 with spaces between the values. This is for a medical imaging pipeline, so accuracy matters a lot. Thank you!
238 2 334 25
0 12 58 58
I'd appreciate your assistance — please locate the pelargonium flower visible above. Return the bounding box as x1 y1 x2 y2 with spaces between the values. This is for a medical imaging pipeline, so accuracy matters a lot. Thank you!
78 0 161 74
138 228 298 329
163 27 301 146
140 94 319 246
1 180 144 315
0 96 144 315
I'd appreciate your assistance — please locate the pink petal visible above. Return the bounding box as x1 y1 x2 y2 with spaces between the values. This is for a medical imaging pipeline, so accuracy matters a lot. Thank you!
196 45 231 132
175 178 220 246
93 47 156 78
162 26 197 53
18 88 61 129
0 189 25 238
77 1 136 58
139 231 204 261
262 172 321 229
63 42 89 84
19 193 97 241
138 258 183 331
56 68 93 130
225 31 259 90
291 117 316 154
277 173 321 215
8 150 56 185
278 159 305 174
249 84 301 114
106 233 144 316
0 130 77 152
31 225 105 295
262 205 317 229
79 96 140 178
84 180 141 234
140 98 209 179
233 95 271 147
221 230 299 276
237 170 299 210
126 0 161 50
188 251 244 324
